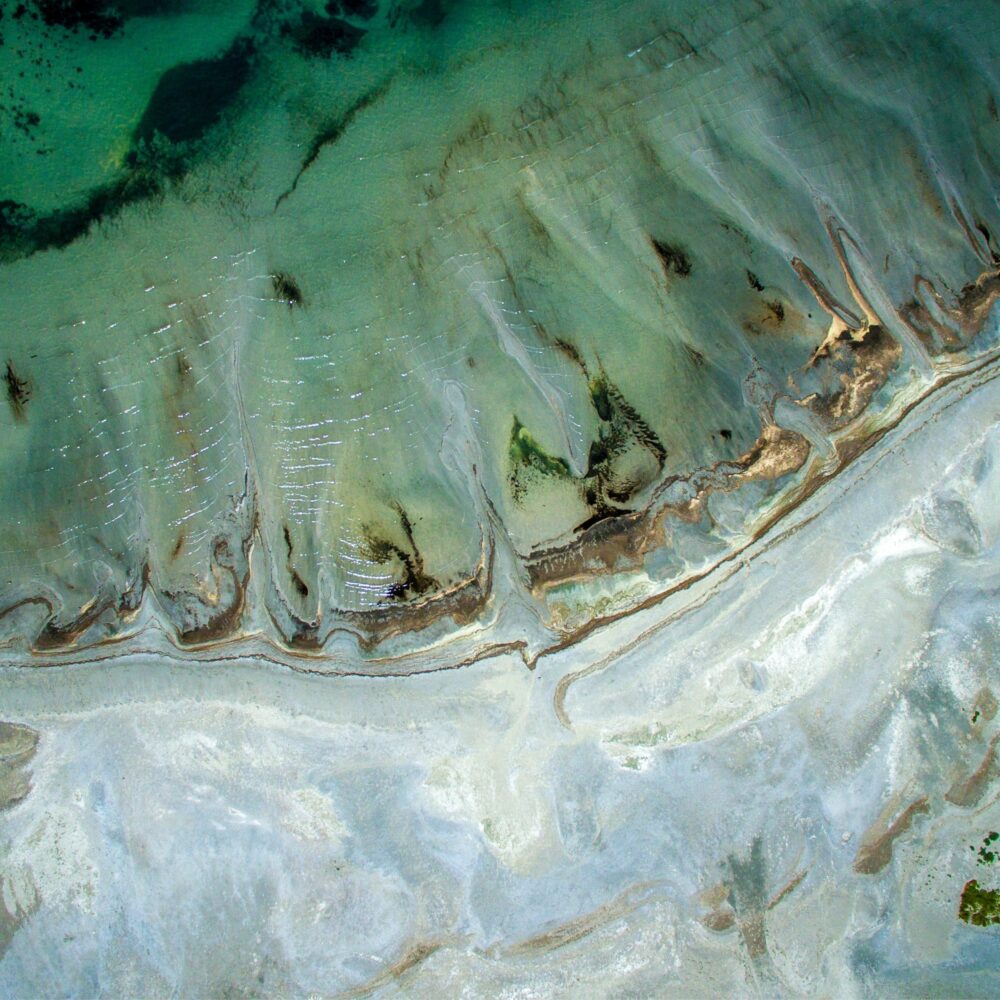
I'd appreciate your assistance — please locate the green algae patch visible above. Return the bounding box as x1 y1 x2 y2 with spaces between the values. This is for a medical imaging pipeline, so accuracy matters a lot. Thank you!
508 418 571 503
958 880 1000 927
509 419 571 478
588 376 613 423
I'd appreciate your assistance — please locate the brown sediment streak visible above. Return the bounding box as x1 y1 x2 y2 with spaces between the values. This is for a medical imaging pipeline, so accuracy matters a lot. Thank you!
738 912 768 961
807 323 903 429
525 423 810 594
264 530 494 654
525 508 651 593
4 360 31 421
8 570 150 655
790 257 862 329
766 868 807 910
170 534 185 561
552 351 1000 725
176 569 249 646
902 266 1000 352
33 595 116 651
701 864 804 935
702 906 736 932
342 540 492 651
796 218 909 400
698 882 736 932
823 220 883 328
500 882 660 957
945 732 1000 809
173 538 251 647
0 595 54 623
853 795 929 875
41 561 155 646
950 198 996 269
335 940 446 1000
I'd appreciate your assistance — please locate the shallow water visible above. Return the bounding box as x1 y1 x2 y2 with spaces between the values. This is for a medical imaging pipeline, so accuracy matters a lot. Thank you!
1 0 999 995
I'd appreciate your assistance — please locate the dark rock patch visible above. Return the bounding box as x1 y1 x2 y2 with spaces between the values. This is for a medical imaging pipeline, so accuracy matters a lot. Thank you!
134 37 254 146
32 0 124 38
327 0 376 20
116 0 196 15
283 9 364 59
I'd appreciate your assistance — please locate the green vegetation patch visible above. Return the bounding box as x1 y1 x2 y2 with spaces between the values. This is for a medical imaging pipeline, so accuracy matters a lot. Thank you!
976 830 999 866
958 832 1000 927
958 879 1000 927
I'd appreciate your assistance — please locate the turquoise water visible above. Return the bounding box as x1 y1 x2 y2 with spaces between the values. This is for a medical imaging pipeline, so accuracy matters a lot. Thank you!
1 2 1000 993
0 0 996 663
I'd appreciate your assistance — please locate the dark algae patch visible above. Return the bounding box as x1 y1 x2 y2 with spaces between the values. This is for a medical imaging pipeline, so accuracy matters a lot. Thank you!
4 360 31 420
289 568 309 597
508 362 666 531
580 370 666 519
31 0 124 38
281 524 309 598
363 503 438 601
331 0 376 19
509 419 571 483
0 32 254 261
134 37 254 146
275 81 391 207
589 372 666 465
272 272 303 307
12 107 40 138
282 5 365 59
14 0 214 37
406 0 446 28
650 236 691 278
115 0 199 15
